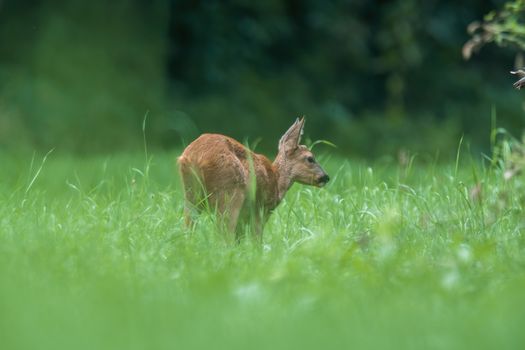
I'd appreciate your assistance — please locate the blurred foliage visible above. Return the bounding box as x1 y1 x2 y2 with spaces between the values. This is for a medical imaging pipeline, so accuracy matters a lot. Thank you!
0 0 169 153
0 0 523 157
464 0 525 59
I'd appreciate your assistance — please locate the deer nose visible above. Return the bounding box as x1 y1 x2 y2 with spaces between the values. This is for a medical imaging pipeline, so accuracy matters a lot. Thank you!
319 174 330 184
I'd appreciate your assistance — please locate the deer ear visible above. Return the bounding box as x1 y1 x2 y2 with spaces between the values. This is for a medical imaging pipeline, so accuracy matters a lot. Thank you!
278 117 305 153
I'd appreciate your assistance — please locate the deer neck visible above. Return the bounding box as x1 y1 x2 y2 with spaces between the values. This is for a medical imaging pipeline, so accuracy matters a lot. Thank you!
272 153 294 202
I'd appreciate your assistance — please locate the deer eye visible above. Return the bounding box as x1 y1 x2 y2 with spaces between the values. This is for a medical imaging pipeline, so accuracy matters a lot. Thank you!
306 156 315 163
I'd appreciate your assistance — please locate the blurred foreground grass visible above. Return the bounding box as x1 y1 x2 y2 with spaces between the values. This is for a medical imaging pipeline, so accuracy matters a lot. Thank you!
1 151 525 349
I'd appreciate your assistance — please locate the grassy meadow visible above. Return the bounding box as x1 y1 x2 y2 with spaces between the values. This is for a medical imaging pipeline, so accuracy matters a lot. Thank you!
1 148 525 350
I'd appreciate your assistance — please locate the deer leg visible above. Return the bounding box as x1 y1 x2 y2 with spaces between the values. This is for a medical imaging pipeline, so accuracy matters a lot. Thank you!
236 205 266 244
183 201 196 229
179 160 204 229
251 210 267 244
212 188 246 241
180 179 203 230
180 181 194 229
225 189 245 234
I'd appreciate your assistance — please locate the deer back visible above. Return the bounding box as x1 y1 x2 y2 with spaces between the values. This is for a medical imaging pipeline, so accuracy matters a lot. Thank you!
178 134 280 210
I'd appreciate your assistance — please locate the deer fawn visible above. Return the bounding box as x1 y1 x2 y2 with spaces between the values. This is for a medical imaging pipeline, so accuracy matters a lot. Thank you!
178 117 329 240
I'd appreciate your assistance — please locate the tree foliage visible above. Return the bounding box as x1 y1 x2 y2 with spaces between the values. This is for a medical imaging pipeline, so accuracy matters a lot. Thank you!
0 0 522 156
464 0 525 59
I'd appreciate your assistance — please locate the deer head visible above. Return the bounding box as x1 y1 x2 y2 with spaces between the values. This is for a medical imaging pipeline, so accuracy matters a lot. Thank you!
275 117 330 190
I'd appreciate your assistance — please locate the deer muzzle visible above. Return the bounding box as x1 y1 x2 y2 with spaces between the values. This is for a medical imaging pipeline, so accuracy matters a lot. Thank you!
317 174 330 187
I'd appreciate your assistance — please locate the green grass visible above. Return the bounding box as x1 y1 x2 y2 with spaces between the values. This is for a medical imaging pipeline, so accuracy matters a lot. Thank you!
1 150 525 350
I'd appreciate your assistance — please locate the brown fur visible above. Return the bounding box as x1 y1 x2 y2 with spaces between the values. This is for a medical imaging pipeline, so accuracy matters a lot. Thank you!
178 118 329 240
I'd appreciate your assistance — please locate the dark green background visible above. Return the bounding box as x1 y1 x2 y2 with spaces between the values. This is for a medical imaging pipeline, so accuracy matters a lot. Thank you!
0 0 521 157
